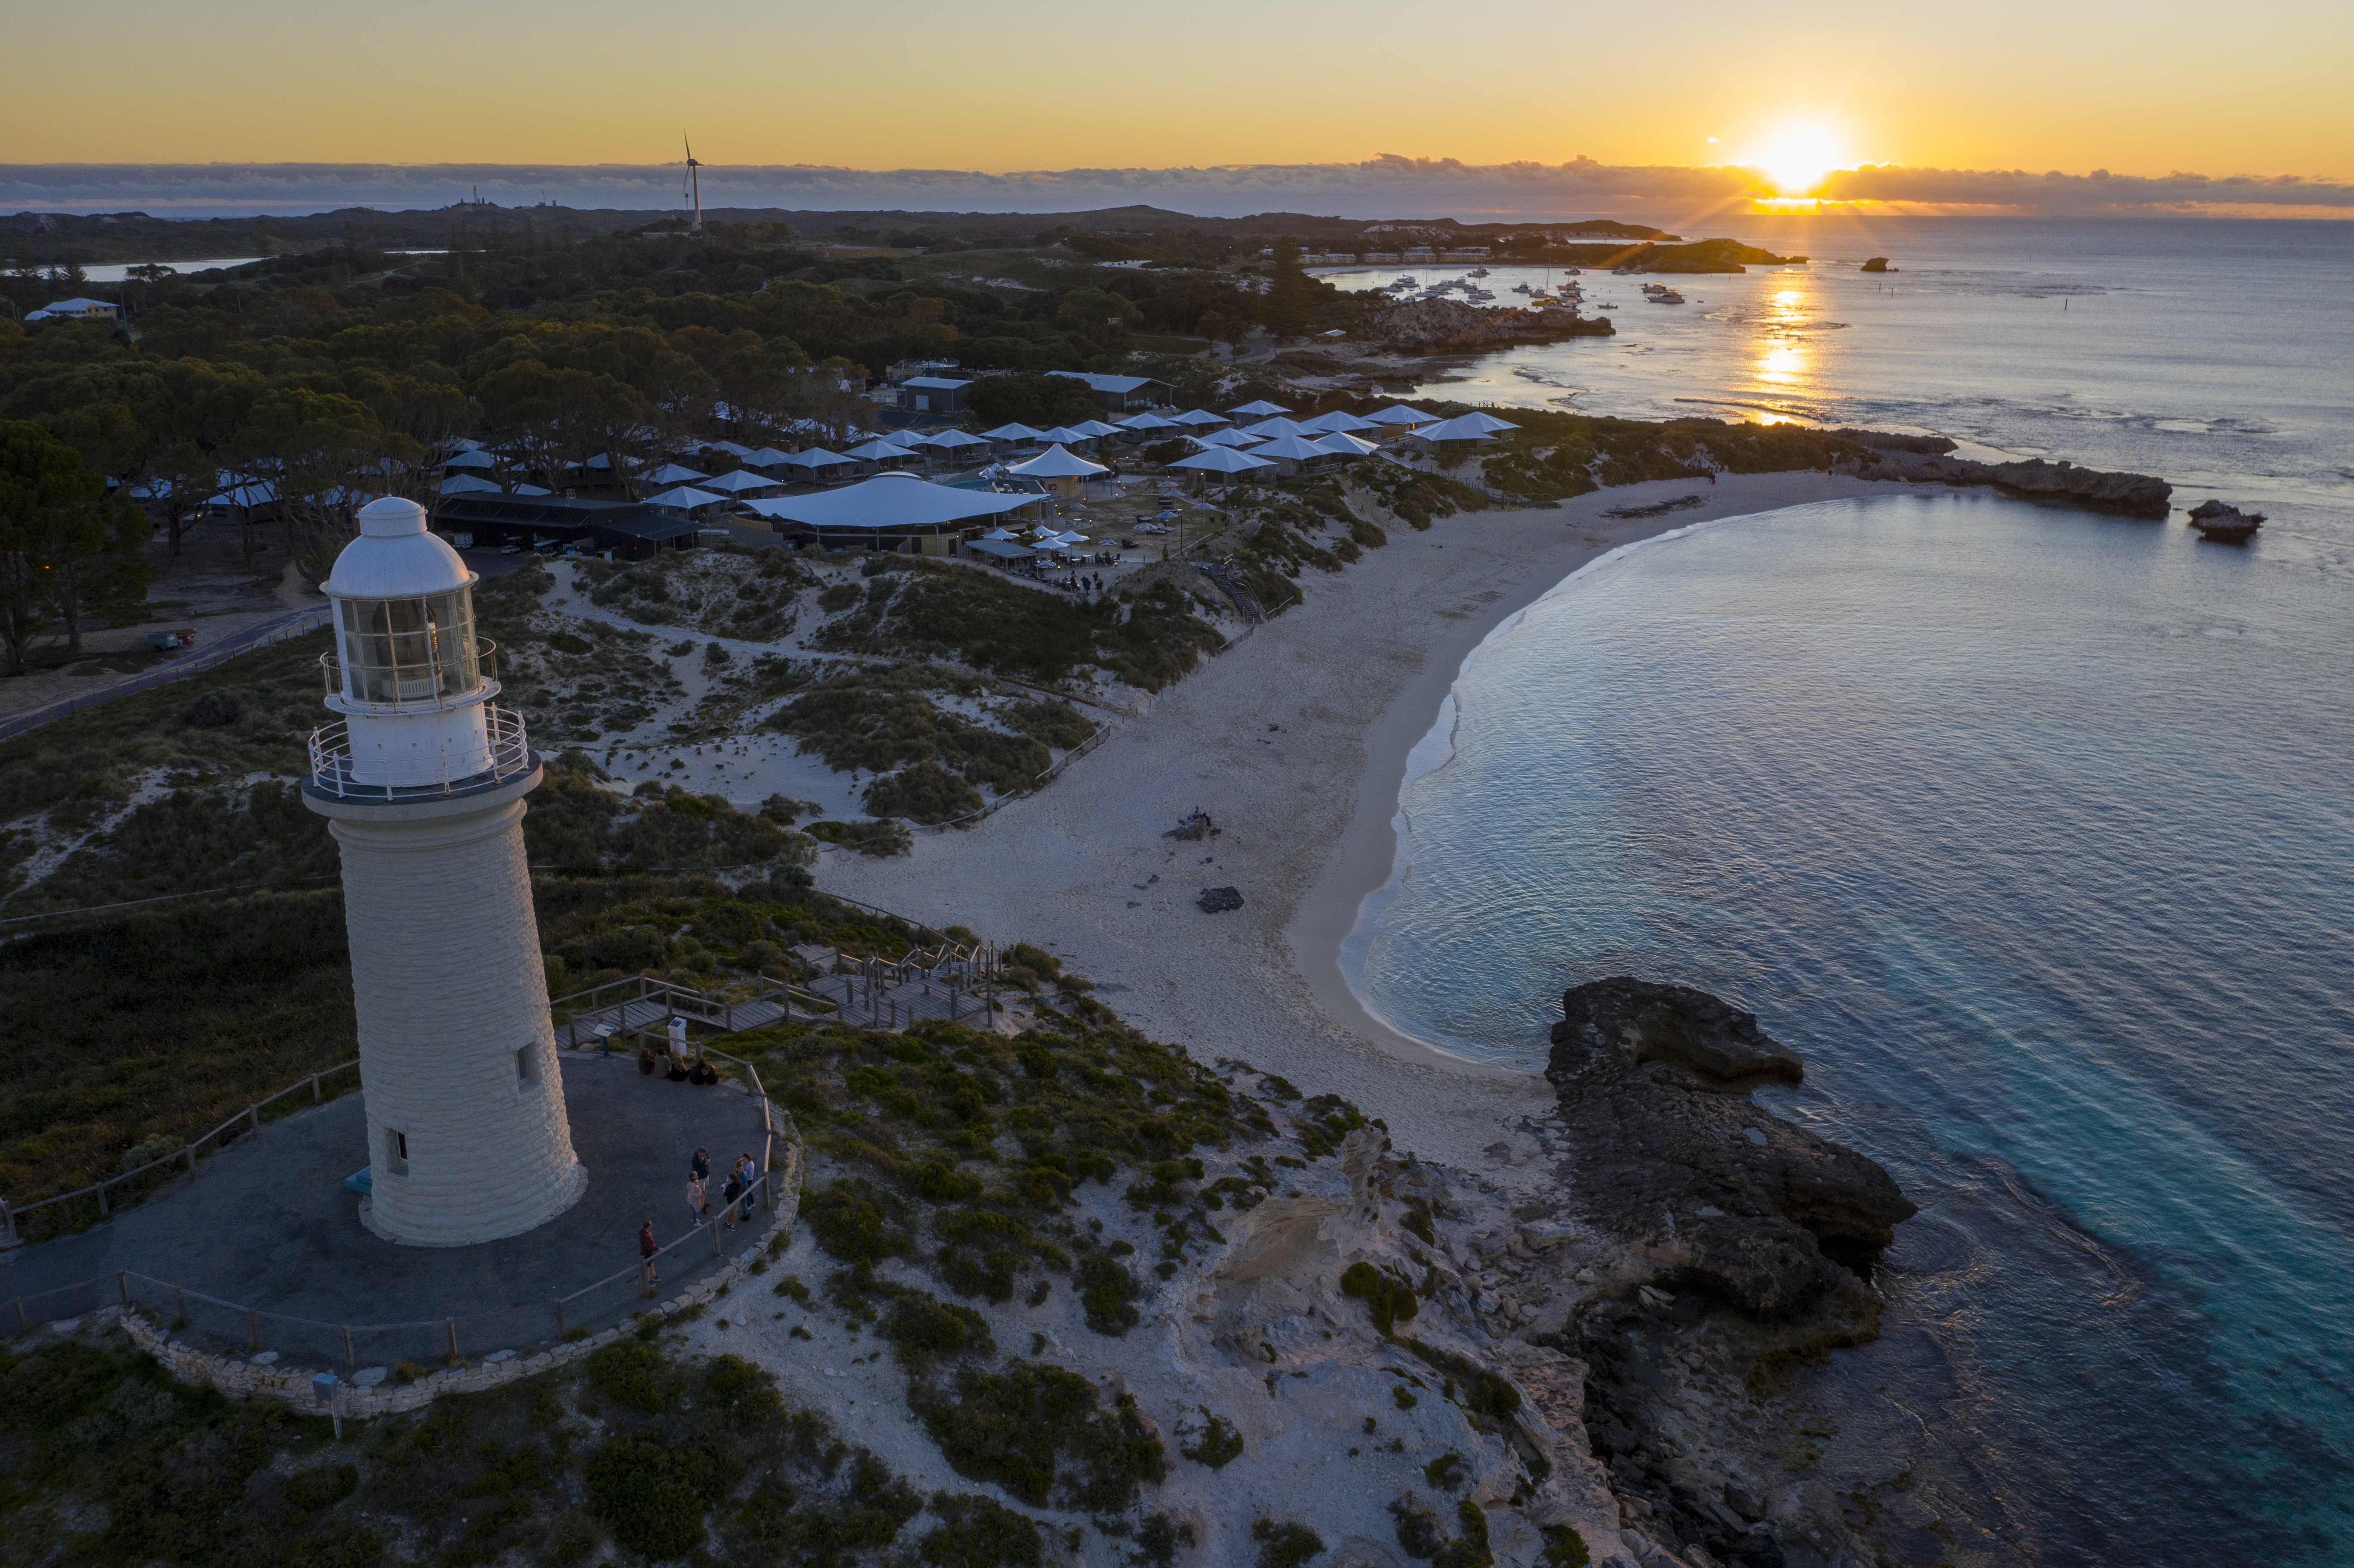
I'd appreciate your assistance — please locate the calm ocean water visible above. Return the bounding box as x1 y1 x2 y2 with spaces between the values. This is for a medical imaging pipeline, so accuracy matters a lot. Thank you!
1342 221 2354 1565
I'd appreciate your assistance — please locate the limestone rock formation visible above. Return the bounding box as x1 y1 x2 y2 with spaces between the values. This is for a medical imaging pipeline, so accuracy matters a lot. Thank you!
2187 498 2264 543
1545 978 1915 1326
1856 448 2172 518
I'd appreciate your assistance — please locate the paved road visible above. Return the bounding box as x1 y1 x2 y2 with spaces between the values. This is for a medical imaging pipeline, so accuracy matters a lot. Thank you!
0 604 331 742
1 1054 772 1361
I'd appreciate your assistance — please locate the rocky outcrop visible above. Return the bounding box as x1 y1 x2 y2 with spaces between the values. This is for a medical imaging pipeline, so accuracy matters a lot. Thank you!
1545 978 1914 1325
1824 428 1952 455
1368 296 1615 349
1855 448 2172 518
2187 498 2264 543
1860 257 1895 273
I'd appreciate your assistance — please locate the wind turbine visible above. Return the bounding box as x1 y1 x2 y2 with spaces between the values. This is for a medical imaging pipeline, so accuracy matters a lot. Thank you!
682 135 703 237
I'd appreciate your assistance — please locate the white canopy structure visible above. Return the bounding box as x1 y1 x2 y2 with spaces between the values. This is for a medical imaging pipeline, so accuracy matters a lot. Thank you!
1170 448 1275 475
1239 417 1311 441
699 469 784 493
1249 433 1334 465
1298 409 1380 434
980 423 1046 444
439 474 503 496
924 429 992 451
644 485 729 510
1314 432 1382 457
1193 428 1263 449
1031 426 1092 447
1227 399 1291 417
645 463 711 485
1070 419 1124 439
1457 411 1522 434
699 440 759 460
845 439 922 462
1008 444 1110 479
1169 408 1230 428
742 472 1038 544
1409 415 1499 443
1362 405 1439 427
1118 411 1181 432
777 448 857 472
744 448 795 469
981 526 1021 541
442 449 498 471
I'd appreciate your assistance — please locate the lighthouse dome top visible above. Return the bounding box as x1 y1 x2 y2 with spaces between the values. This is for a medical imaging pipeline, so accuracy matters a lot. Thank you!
323 497 473 600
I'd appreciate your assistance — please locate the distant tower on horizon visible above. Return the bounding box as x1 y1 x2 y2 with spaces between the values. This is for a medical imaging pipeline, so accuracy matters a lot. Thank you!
302 496 584 1247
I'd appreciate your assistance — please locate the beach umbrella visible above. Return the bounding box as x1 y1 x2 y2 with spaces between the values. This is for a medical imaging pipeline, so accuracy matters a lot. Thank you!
1227 399 1291 417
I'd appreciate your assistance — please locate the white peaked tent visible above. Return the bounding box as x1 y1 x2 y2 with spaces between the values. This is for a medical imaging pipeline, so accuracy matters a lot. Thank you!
980 423 1046 444
744 448 795 469
1009 444 1110 479
442 448 498 471
1298 409 1380 434
700 469 783 493
924 429 992 451
1240 417 1311 440
1314 432 1381 457
699 440 759 461
1457 411 1522 434
1070 419 1124 439
1194 428 1263 449
1227 399 1291 417
1363 404 1438 427
845 439 922 462
1170 447 1275 475
1248 433 1335 470
645 485 730 510
1119 411 1181 432
778 448 857 473
744 471 1038 547
645 463 711 485
981 527 1020 541
439 474 503 495
1169 408 1230 428
1031 426 1092 446
1410 415 1499 443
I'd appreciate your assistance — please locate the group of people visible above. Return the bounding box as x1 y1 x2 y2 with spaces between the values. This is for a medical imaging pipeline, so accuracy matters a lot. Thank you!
637 1144 762 1288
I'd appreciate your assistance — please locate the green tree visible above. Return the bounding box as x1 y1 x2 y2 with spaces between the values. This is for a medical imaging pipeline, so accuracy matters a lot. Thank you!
226 386 387 570
0 422 148 674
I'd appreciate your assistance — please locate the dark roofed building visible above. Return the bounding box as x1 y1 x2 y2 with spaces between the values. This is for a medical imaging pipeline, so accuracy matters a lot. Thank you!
1043 370 1169 414
429 493 703 561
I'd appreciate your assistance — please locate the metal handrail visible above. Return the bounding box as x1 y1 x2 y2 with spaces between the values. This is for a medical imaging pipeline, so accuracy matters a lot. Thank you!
0 1060 361 1248
305 706 532 803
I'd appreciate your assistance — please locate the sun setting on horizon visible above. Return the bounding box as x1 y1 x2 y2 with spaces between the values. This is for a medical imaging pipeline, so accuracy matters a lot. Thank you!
1750 127 1850 196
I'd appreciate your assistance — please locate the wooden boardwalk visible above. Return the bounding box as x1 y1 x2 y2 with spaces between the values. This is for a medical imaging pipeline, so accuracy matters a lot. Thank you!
552 958 996 1048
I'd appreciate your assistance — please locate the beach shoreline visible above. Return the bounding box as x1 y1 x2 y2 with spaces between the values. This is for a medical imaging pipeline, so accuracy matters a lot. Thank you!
824 470 1915 1168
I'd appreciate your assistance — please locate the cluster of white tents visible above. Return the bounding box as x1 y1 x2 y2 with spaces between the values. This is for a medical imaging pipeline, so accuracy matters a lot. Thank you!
425 396 1522 513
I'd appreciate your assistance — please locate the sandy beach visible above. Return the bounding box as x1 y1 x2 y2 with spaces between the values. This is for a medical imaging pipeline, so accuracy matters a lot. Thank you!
825 470 1911 1170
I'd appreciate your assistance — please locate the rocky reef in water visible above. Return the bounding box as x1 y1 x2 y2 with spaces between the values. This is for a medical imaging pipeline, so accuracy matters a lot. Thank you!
1852 447 2173 518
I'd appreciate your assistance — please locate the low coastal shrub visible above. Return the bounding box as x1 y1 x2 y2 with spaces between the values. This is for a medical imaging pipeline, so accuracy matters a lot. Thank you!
1252 1516 1326 1568
918 1493 1046 1568
1179 1406 1246 1468
1341 1260 1420 1335
912 1361 1166 1509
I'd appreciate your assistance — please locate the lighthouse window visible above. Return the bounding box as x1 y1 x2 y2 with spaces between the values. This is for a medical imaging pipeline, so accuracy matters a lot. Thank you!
337 590 479 703
383 1127 409 1176
517 1043 541 1087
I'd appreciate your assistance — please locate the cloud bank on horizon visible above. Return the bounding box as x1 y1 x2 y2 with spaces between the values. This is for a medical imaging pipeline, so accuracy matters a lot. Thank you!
6 156 2349 222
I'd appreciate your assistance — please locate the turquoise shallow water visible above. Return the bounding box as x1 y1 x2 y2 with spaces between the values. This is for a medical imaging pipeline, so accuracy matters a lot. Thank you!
1347 494 2354 1563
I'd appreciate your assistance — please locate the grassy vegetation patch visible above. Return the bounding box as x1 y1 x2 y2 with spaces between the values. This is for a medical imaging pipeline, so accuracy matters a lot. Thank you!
912 1360 1166 1510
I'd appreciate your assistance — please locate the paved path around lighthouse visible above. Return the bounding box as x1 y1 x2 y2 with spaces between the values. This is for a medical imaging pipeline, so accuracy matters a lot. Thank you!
0 1054 773 1360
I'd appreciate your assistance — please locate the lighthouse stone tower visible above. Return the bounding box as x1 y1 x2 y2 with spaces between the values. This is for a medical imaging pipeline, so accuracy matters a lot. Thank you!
302 496 585 1246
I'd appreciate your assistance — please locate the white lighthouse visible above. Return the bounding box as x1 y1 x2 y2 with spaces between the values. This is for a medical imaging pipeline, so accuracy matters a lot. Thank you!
302 496 585 1246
